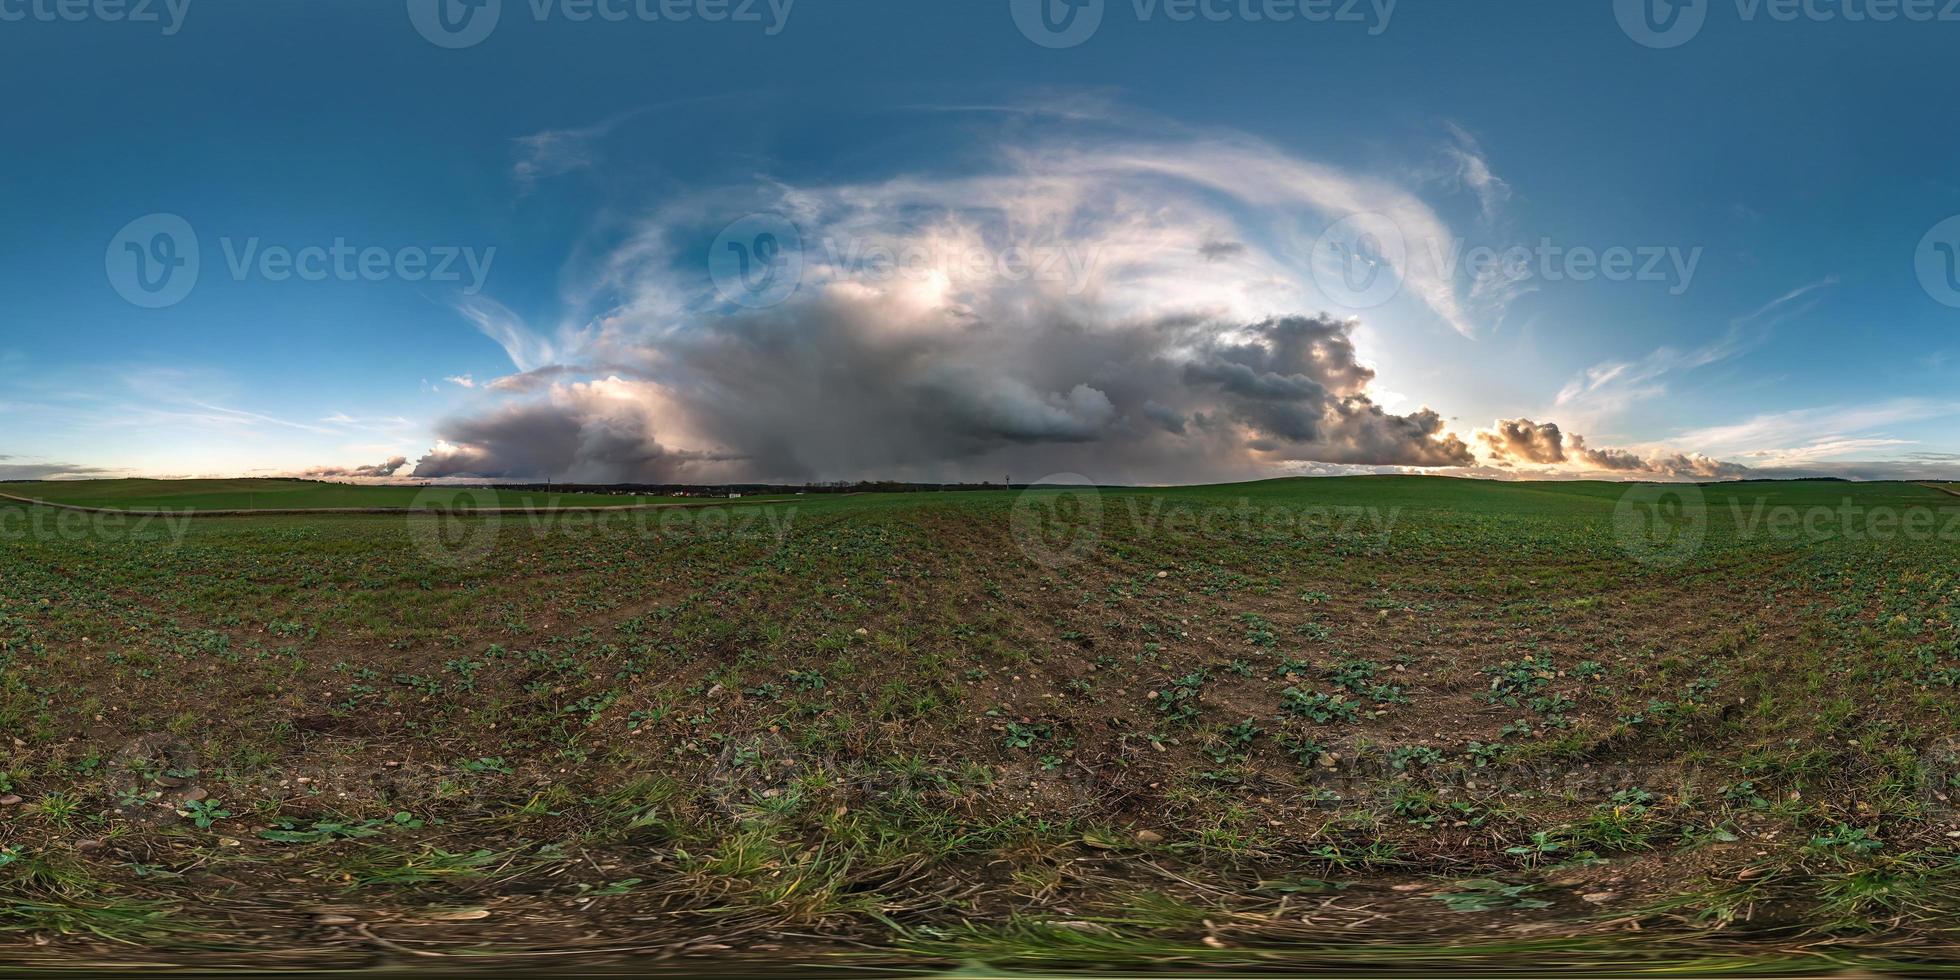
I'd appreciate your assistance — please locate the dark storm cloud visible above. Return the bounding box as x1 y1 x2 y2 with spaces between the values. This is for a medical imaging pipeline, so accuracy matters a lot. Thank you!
412 304 1474 484
414 384 747 483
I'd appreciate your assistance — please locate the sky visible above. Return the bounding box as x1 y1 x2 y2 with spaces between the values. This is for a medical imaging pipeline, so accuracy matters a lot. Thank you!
2 0 1958 485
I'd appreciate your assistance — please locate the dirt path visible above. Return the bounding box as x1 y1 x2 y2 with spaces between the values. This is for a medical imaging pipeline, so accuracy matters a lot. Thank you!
0 489 816 518
1923 483 1960 498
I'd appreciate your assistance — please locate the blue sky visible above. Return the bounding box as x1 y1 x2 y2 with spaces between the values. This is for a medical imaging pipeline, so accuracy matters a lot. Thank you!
2 0 1956 483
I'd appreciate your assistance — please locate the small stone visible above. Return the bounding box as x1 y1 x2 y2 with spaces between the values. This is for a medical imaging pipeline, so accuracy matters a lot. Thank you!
75 839 105 854
314 914 357 926
1134 830 1164 845
1737 867 1769 881
854 628 869 636
1156 571 1169 578
1582 892 1618 904
0 795 21 806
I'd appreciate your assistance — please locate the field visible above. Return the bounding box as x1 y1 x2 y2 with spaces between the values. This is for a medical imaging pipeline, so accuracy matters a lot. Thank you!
2 478 716 511
3 476 1960 972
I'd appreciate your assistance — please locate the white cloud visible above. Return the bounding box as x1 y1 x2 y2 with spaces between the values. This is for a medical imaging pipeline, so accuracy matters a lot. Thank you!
1441 122 1511 222
510 110 646 191
1552 276 1838 430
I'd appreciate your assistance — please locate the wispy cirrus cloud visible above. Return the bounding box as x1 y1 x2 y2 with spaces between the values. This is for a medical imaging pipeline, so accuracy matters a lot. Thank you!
1674 398 1960 460
510 109 647 192
1440 122 1511 222
1552 275 1839 430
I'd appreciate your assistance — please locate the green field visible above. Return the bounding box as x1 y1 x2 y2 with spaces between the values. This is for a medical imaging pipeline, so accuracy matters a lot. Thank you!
1 477 726 511
3 476 1959 971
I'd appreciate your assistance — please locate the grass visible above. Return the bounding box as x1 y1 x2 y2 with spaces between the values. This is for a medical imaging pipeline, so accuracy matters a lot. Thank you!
1 475 1958 969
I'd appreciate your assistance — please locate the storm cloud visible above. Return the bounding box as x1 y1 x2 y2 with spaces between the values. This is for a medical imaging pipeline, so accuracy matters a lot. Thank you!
414 307 1473 484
